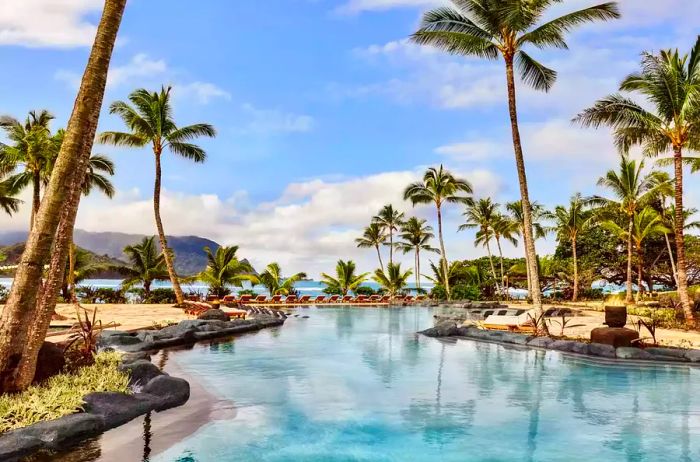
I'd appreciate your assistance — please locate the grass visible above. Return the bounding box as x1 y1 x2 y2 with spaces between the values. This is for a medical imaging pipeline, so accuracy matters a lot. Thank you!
0 351 129 433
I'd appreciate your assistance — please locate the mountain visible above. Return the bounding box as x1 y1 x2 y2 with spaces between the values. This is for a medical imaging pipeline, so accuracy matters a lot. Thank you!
0 230 220 276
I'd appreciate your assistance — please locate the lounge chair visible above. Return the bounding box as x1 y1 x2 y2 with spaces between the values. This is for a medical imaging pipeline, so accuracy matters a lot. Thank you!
224 309 247 320
298 295 311 304
403 295 414 303
328 295 340 303
313 295 326 304
368 295 381 303
238 294 253 305
222 295 237 303
355 295 368 303
253 295 267 304
271 294 283 304
342 295 353 303
286 295 299 304
415 295 427 302
379 295 390 303
482 309 537 333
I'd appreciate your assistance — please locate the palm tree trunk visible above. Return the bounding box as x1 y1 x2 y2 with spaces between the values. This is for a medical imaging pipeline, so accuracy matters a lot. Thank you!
637 246 643 303
521 224 533 295
485 240 499 299
504 58 542 313
664 232 679 288
496 236 505 290
625 215 634 304
572 235 579 303
436 205 450 299
144 280 151 298
68 240 77 303
153 151 185 306
0 0 126 392
415 247 420 291
376 244 384 272
673 147 693 324
30 170 41 230
389 229 394 266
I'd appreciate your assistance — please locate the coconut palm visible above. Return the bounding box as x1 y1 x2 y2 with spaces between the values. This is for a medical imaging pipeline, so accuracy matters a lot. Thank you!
411 0 620 311
355 223 387 271
373 263 413 297
61 248 114 302
98 86 216 305
0 176 21 216
120 237 170 299
553 193 592 302
506 200 550 293
424 260 483 291
492 214 519 286
321 260 369 296
396 217 438 290
197 246 255 298
404 165 472 298
575 39 700 321
255 263 307 296
373 204 405 265
592 155 666 303
460 198 499 290
602 208 670 301
0 110 57 228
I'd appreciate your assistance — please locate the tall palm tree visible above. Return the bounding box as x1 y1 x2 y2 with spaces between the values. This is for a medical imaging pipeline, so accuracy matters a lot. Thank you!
255 263 307 296
98 86 216 305
373 263 413 297
576 39 700 322
396 217 438 290
373 204 404 266
0 0 127 393
404 165 472 299
120 236 170 299
460 198 499 290
592 155 665 303
197 246 255 298
0 110 57 229
492 214 519 286
355 223 387 271
602 207 670 302
553 193 592 302
506 200 550 294
321 260 369 296
411 0 620 312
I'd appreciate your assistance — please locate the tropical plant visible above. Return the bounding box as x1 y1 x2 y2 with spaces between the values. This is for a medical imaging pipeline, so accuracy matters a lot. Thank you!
553 194 592 302
196 246 255 298
506 200 551 293
424 260 482 289
460 198 500 290
0 0 127 393
411 0 620 311
98 86 216 305
0 176 21 216
62 248 113 302
396 217 438 290
0 110 58 228
575 38 700 322
591 155 666 303
404 165 472 298
64 306 102 363
602 207 670 302
321 260 369 296
120 236 170 299
255 262 307 295
372 204 405 266
492 214 519 286
355 223 387 271
372 263 413 297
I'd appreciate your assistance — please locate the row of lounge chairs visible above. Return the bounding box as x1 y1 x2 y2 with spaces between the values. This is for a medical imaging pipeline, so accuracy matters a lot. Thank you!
219 294 428 306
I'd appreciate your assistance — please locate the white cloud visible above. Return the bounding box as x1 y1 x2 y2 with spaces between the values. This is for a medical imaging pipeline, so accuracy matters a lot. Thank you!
107 54 168 87
434 141 502 162
240 104 315 134
172 82 231 105
0 0 103 48
336 0 439 15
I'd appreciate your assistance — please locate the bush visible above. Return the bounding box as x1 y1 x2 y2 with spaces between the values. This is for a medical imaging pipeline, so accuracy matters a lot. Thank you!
76 286 98 303
451 284 480 301
323 286 343 295
430 284 448 301
145 288 177 304
237 289 257 296
628 306 685 329
0 352 129 433
0 284 8 304
355 286 376 296
577 288 604 300
94 288 126 304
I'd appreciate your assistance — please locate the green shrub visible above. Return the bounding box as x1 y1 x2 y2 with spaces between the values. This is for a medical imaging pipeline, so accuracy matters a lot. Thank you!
627 306 685 329
430 284 448 301
323 286 343 295
451 284 480 301
94 288 127 304
578 288 605 300
355 286 376 296
237 289 257 297
0 352 129 433
145 288 176 304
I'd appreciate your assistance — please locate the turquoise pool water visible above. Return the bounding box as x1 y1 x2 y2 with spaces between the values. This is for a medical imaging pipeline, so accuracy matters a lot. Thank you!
153 307 699 461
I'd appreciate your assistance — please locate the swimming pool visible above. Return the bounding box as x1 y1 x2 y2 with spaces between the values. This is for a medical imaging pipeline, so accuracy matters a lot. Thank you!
128 307 698 462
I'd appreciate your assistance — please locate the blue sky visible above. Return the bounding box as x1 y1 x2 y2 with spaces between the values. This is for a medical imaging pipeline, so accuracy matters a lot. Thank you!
1 0 699 277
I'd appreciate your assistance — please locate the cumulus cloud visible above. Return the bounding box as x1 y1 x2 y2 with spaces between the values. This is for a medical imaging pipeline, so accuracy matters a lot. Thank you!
172 82 232 104
336 0 439 14
240 104 315 134
0 0 103 48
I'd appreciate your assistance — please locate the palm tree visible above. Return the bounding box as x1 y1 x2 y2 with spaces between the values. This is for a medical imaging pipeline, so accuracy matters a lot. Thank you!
61 248 114 302
0 176 21 216
0 110 57 229
492 214 519 287
98 86 216 305
460 198 499 290
424 260 483 295
592 155 665 303
602 208 670 302
553 193 592 302
355 223 387 271
255 263 307 296
0 0 127 393
411 0 620 312
373 263 413 297
396 217 438 290
404 165 472 298
373 204 405 265
197 246 255 298
321 260 369 296
575 40 700 322
506 200 550 294
120 237 170 299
